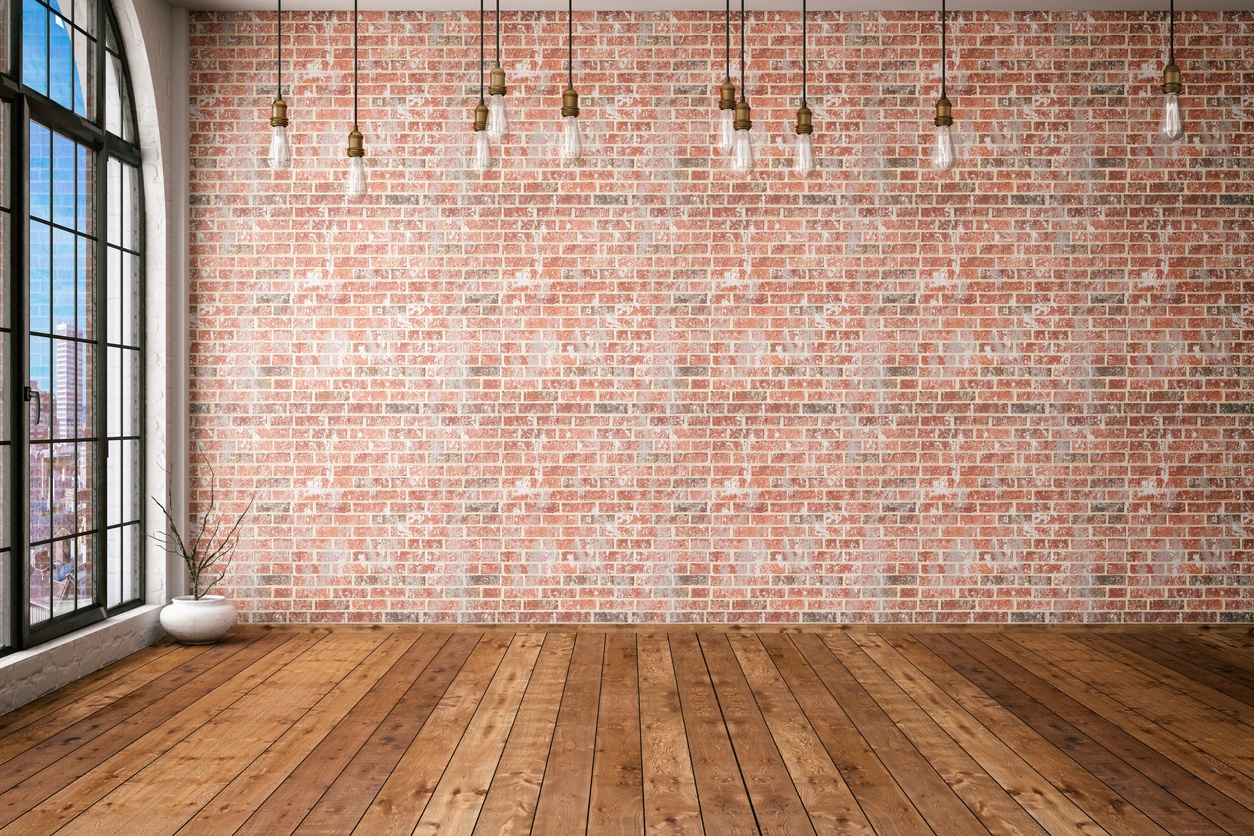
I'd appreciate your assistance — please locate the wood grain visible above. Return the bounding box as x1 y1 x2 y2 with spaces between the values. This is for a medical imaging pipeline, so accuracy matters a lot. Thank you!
1 626 1252 835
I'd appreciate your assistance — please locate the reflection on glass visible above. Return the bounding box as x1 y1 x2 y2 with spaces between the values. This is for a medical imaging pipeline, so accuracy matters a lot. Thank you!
106 526 121 607
30 122 51 221
22 0 47 96
52 227 75 328
29 220 50 332
77 237 91 337
77 144 90 234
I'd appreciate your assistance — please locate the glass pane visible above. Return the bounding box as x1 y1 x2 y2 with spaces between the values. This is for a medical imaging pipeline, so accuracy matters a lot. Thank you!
77 144 91 235
106 158 120 247
77 236 92 337
29 122 51 222
123 438 138 519
73 28 94 119
105 53 121 137
107 439 120 525
22 0 48 97
78 342 95 435
0 0 9 76
122 347 138 434
122 164 136 250
106 526 121 607
106 345 120 436
74 533 94 606
28 335 51 439
52 133 77 228
52 226 75 329
30 545 52 625
121 523 137 601
1 102 9 210
49 13 73 110
122 250 137 344
29 443 50 541
77 441 95 531
52 441 75 532
29 220 50 333
106 245 120 343
69 0 95 42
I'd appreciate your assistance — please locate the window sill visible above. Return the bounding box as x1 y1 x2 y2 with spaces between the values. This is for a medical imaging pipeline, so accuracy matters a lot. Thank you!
1 603 166 715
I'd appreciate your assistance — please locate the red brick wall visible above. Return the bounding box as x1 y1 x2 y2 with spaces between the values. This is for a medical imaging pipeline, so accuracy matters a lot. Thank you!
188 10 1253 623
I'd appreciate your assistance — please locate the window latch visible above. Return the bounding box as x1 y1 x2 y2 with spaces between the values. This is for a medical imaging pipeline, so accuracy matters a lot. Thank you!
24 386 41 425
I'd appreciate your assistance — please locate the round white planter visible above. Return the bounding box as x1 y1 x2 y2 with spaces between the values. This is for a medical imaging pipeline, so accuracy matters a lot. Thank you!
160 595 238 644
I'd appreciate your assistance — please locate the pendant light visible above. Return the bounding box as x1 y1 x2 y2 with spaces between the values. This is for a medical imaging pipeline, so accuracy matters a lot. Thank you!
559 0 582 165
930 0 956 172
731 0 752 175
715 0 735 155
471 0 491 171
1160 0 1184 142
346 0 367 196
487 0 508 141
267 0 291 169
794 0 814 176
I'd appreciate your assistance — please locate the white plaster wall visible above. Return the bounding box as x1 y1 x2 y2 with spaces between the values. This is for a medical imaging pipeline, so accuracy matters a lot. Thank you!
0 0 184 716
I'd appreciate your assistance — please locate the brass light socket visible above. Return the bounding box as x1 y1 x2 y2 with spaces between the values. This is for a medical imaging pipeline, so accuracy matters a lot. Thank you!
733 100 752 132
562 87 580 118
474 102 489 132
270 98 289 128
489 66 507 97
795 104 813 135
347 129 364 158
1162 62 1182 95
934 95 953 127
719 79 736 111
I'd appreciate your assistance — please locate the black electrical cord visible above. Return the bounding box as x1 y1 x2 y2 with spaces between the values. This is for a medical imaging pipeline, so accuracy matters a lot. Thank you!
940 0 947 97
277 0 282 99
801 0 806 106
494 0 501 68
1169 0 1175 65
480 0 485 104
739 0 745 103
567 0 573 89
352 0 359 129
724 0 730 82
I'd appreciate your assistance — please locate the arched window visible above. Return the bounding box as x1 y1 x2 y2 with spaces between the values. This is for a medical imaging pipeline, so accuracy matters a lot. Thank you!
1 0 145 651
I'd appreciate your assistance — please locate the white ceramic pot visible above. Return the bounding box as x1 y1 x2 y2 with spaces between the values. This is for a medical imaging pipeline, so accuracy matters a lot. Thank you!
160 595 238 644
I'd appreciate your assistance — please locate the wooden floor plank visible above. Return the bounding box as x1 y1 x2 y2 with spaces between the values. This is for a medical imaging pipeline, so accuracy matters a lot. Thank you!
759 633 932 836
54 633 389 836
988 633 1254 815
0 630 283 809
920 633 1218 834
0 642 188 743
588 633 644 836
636 632 702 836
954 633 1254 833
883 631 1171 836
727 633 874 835
1 625 1251 836
828 632 1048 836
471 632 576 836
699 632 817 836
792 632 988 834
351 633 511 836
190 632 432 836
413 633 546 836
0 632 325 836
1014 632 1254 778
294 631 482 835
851 632 1104 836
530 631 605 836
668 632 758 836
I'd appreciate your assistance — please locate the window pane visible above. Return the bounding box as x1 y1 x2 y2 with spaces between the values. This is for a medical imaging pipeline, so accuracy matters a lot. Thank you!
107 439 120 526
121 524 137 601
52 227 75 330
29 220 50 333
122 164 137 250
106 345 120 436
123 348 138 434
29 443 50 540
29 335 51 440
0 0 9 76
73 27 94 119
106 245 120 343
22 0 47 97
77 144 91 235
77 441 95 531
49 13 74 109
106 158 120 246
123 438 138 519
122 250 137 344
77 236 93 337
52 132 76 228
52 442 75 531
29 122 50 222
30 545 52 625
1 102 9 211
105 53 121 137
106 526 121 607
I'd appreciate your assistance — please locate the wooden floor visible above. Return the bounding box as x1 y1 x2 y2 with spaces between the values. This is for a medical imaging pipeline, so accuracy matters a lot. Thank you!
1 626 1253 835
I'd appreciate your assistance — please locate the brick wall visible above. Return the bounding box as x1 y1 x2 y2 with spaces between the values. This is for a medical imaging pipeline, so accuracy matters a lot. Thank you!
188 10 1253 623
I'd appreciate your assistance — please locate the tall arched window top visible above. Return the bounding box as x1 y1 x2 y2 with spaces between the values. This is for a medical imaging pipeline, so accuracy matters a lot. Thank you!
2 0 145 653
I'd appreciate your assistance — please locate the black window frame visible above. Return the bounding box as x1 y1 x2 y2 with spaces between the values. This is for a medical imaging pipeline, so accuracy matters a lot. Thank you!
2 0 145 654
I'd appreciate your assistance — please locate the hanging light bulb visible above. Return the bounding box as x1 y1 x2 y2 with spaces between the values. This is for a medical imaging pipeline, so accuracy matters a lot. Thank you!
487 0 508 141
267 0 291 169
931 0 956 172
1160 0 1184 142
730 0 752 175
346 0 367 196
559 0 582 165
471 0 492 171
716 0 735 155
794 0 814 177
